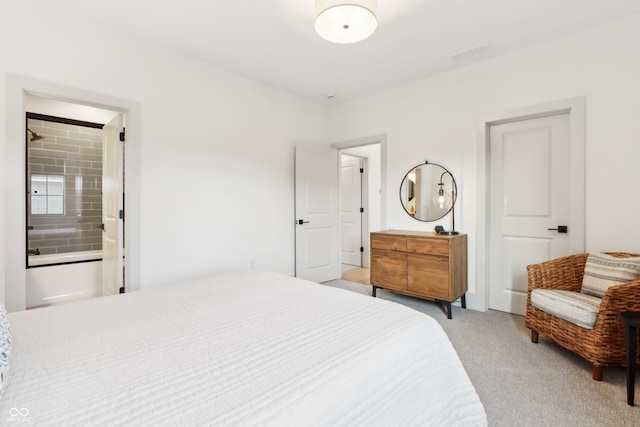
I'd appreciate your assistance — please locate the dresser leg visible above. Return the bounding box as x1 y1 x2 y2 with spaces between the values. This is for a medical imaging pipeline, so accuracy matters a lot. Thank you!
461 293 466 309
372 286 378 297
436 300 453 319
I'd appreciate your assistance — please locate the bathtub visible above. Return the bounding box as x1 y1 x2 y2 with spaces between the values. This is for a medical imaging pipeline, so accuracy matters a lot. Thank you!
27 250 103 308
28 249 102 267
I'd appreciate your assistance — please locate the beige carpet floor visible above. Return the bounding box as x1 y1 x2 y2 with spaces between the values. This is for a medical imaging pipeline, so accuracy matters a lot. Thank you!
321 279 640 427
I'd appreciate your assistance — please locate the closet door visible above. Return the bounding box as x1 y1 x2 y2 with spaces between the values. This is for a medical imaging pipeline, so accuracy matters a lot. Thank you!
488 112 574 315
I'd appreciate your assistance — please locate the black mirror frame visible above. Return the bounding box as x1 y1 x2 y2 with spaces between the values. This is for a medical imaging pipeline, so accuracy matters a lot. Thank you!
399 161 458 223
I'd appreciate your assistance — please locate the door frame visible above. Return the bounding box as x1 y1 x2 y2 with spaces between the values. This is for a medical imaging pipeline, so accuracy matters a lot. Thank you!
339 152 368 268
472 97 585 312
333 134 387 268
4 74 141 312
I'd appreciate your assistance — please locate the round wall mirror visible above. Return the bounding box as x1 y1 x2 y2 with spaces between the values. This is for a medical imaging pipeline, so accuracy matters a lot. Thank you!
399 162 457 222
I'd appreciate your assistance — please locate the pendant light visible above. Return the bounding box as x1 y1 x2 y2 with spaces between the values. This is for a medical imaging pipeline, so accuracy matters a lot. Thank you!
432 171 459 235
315 0 378 44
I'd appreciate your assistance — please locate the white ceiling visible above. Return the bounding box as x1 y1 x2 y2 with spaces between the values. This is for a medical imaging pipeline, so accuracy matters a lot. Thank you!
41 0 640 104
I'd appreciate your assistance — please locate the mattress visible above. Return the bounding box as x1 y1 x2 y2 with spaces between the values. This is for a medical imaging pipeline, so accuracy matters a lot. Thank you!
1 271 486 426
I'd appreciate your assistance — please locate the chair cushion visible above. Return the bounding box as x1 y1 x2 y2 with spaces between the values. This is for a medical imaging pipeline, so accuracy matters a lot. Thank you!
531 289 601 329
581 252 640 298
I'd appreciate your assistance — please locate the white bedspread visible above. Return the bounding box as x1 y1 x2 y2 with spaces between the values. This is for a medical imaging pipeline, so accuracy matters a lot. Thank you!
1 271 486 426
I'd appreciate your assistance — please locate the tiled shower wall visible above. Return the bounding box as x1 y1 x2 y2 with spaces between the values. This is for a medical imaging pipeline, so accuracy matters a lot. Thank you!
27 118 103 256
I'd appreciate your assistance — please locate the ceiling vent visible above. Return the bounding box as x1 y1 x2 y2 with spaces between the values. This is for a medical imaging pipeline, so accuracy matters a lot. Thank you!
448 44 492 62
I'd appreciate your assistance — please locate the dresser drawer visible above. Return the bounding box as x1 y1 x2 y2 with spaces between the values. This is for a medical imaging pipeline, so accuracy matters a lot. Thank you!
407 239 449 256
371 235 407 251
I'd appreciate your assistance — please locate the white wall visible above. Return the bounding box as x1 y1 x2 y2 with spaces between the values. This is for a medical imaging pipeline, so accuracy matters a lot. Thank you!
1 3 327 308
4 4 639 312
326 15 640 308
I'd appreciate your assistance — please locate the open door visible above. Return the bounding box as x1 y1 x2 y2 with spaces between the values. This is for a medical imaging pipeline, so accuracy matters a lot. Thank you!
294 143 340 282
102 115 124 296
340 154 363 267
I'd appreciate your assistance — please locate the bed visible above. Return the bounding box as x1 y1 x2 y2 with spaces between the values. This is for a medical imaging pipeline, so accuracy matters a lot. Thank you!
0 271 486 426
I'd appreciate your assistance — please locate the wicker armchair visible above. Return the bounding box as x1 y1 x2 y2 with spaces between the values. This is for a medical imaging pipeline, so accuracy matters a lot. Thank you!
525 252 640 381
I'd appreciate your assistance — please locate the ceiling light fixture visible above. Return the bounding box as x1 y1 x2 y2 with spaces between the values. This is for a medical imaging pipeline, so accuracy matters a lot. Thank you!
315 0 378 44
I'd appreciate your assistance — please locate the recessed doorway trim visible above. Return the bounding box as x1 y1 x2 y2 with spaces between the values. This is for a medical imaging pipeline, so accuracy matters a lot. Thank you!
472 97 586 312
4 74 141 312
332 133 387 232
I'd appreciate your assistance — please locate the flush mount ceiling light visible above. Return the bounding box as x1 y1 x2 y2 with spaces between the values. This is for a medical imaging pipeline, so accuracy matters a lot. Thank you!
315 0 378 44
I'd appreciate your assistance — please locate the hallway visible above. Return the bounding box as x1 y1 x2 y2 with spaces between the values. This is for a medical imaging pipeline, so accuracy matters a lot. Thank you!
341 266 370 286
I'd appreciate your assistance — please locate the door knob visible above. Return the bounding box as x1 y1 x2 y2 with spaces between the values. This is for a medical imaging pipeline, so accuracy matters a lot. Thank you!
547 225 568 233
297 219 310 225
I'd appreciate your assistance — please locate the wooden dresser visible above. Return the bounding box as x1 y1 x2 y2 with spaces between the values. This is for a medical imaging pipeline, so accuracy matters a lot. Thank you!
370 230 467 319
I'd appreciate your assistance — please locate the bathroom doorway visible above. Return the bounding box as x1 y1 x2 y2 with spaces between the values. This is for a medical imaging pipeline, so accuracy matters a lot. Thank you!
24 95 125 308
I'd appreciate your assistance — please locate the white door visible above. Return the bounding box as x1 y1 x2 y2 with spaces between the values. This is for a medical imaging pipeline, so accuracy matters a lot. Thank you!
340 155 363 267
102 115 124 296
295 143 340 282
488 112 582 315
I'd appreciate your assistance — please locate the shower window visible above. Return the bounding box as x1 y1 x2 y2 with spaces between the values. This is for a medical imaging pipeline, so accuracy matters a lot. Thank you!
26 113 104 267
30 175 65 215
